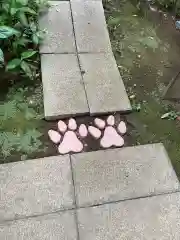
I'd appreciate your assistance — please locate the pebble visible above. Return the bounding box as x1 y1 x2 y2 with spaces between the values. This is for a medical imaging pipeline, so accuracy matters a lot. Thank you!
58 131 83 154
107 115 115 126
58 120 67 133
48 130 61 144
117 121 127 135
100 126 124 148
94 118 105 129
79 124 88 138
88 126 101 139
68 118 77 130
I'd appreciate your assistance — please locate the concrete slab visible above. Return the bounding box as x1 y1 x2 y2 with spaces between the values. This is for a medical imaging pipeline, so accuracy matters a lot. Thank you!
0 155 74 221
79 53 131 114
0 211 77 240
71 1 112 52
41 54 89 120
71 143 179 207
39 1 76 53
77 192 180 240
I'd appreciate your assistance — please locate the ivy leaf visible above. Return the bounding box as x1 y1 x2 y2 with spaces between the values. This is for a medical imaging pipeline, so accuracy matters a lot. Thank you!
21 50 37 60
6 59 21 70
0 26 19 39
0 49 4 63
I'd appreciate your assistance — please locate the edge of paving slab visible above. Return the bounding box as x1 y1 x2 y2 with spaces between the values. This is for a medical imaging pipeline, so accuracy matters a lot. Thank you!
76 191 180 240
0 155 75 222
71 143 180 208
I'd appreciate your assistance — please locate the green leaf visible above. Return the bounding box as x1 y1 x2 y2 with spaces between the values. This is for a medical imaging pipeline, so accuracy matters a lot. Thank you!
10 8 18 15
18 12 28 26
20 60 32 77
13 37 30 50
16 0 28 5
32 34 39 45
21 50 37 60
0 26 19 39
6 59 21 70
21 7 36 15
29 22 37 32
108 17 121 26
0 49 4 63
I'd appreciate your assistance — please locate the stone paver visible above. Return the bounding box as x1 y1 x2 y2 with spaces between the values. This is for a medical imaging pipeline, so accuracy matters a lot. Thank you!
71 1 112 53
71 143 179 207
0 211 77 240
77 192 180 240
39 1 76 53
0 155 74 221
79 53 131 114
41 54 89 120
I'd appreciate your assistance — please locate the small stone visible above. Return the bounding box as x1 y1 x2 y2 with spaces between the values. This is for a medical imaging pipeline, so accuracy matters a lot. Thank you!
94 118 105 129
58 120 67 133
58 131 83 154
107 115 115 126
79 124 88 138
68 118 77 130
100 126 124 148
117 121 127 135
48 130 61 144
88 126 101 139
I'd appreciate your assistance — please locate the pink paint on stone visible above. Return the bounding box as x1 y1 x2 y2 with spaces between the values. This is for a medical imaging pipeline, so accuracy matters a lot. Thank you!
58 131 83 154
88 126 101 139
107 115 115 126
68 118 77 130
94 118 105 129
58 120 67 133
100 126 124 148
79 124 88 138
48 130 61 144
118 121 127 135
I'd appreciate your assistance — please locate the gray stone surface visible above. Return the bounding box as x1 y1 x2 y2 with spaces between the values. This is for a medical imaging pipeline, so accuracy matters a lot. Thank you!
39 1 76 53
71 143 179 207
41 54 89 120
77 192 180 240
79 53 131 114
0 211 77 240
71 1 112 52
0 155 74 221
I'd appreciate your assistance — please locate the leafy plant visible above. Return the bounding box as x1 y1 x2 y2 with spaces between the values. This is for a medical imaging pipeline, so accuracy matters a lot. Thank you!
6 50 37 78
0 0 48 79
0 86 44 159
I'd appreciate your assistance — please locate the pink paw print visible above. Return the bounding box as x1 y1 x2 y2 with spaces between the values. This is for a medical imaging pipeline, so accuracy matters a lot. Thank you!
48 115 127 154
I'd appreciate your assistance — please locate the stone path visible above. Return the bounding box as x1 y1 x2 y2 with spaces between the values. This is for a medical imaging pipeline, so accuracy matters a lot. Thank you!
39 1 131 120
1 144 180 239
1 1 180 239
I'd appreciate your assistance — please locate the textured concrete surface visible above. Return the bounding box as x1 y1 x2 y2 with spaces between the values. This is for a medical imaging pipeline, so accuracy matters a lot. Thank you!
71 1 112 52
0 211 77 240
71 143 179 207
39 1 76 53
79 53 131 114
41 54 89 120
0 155 74 221
77 192 180 240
